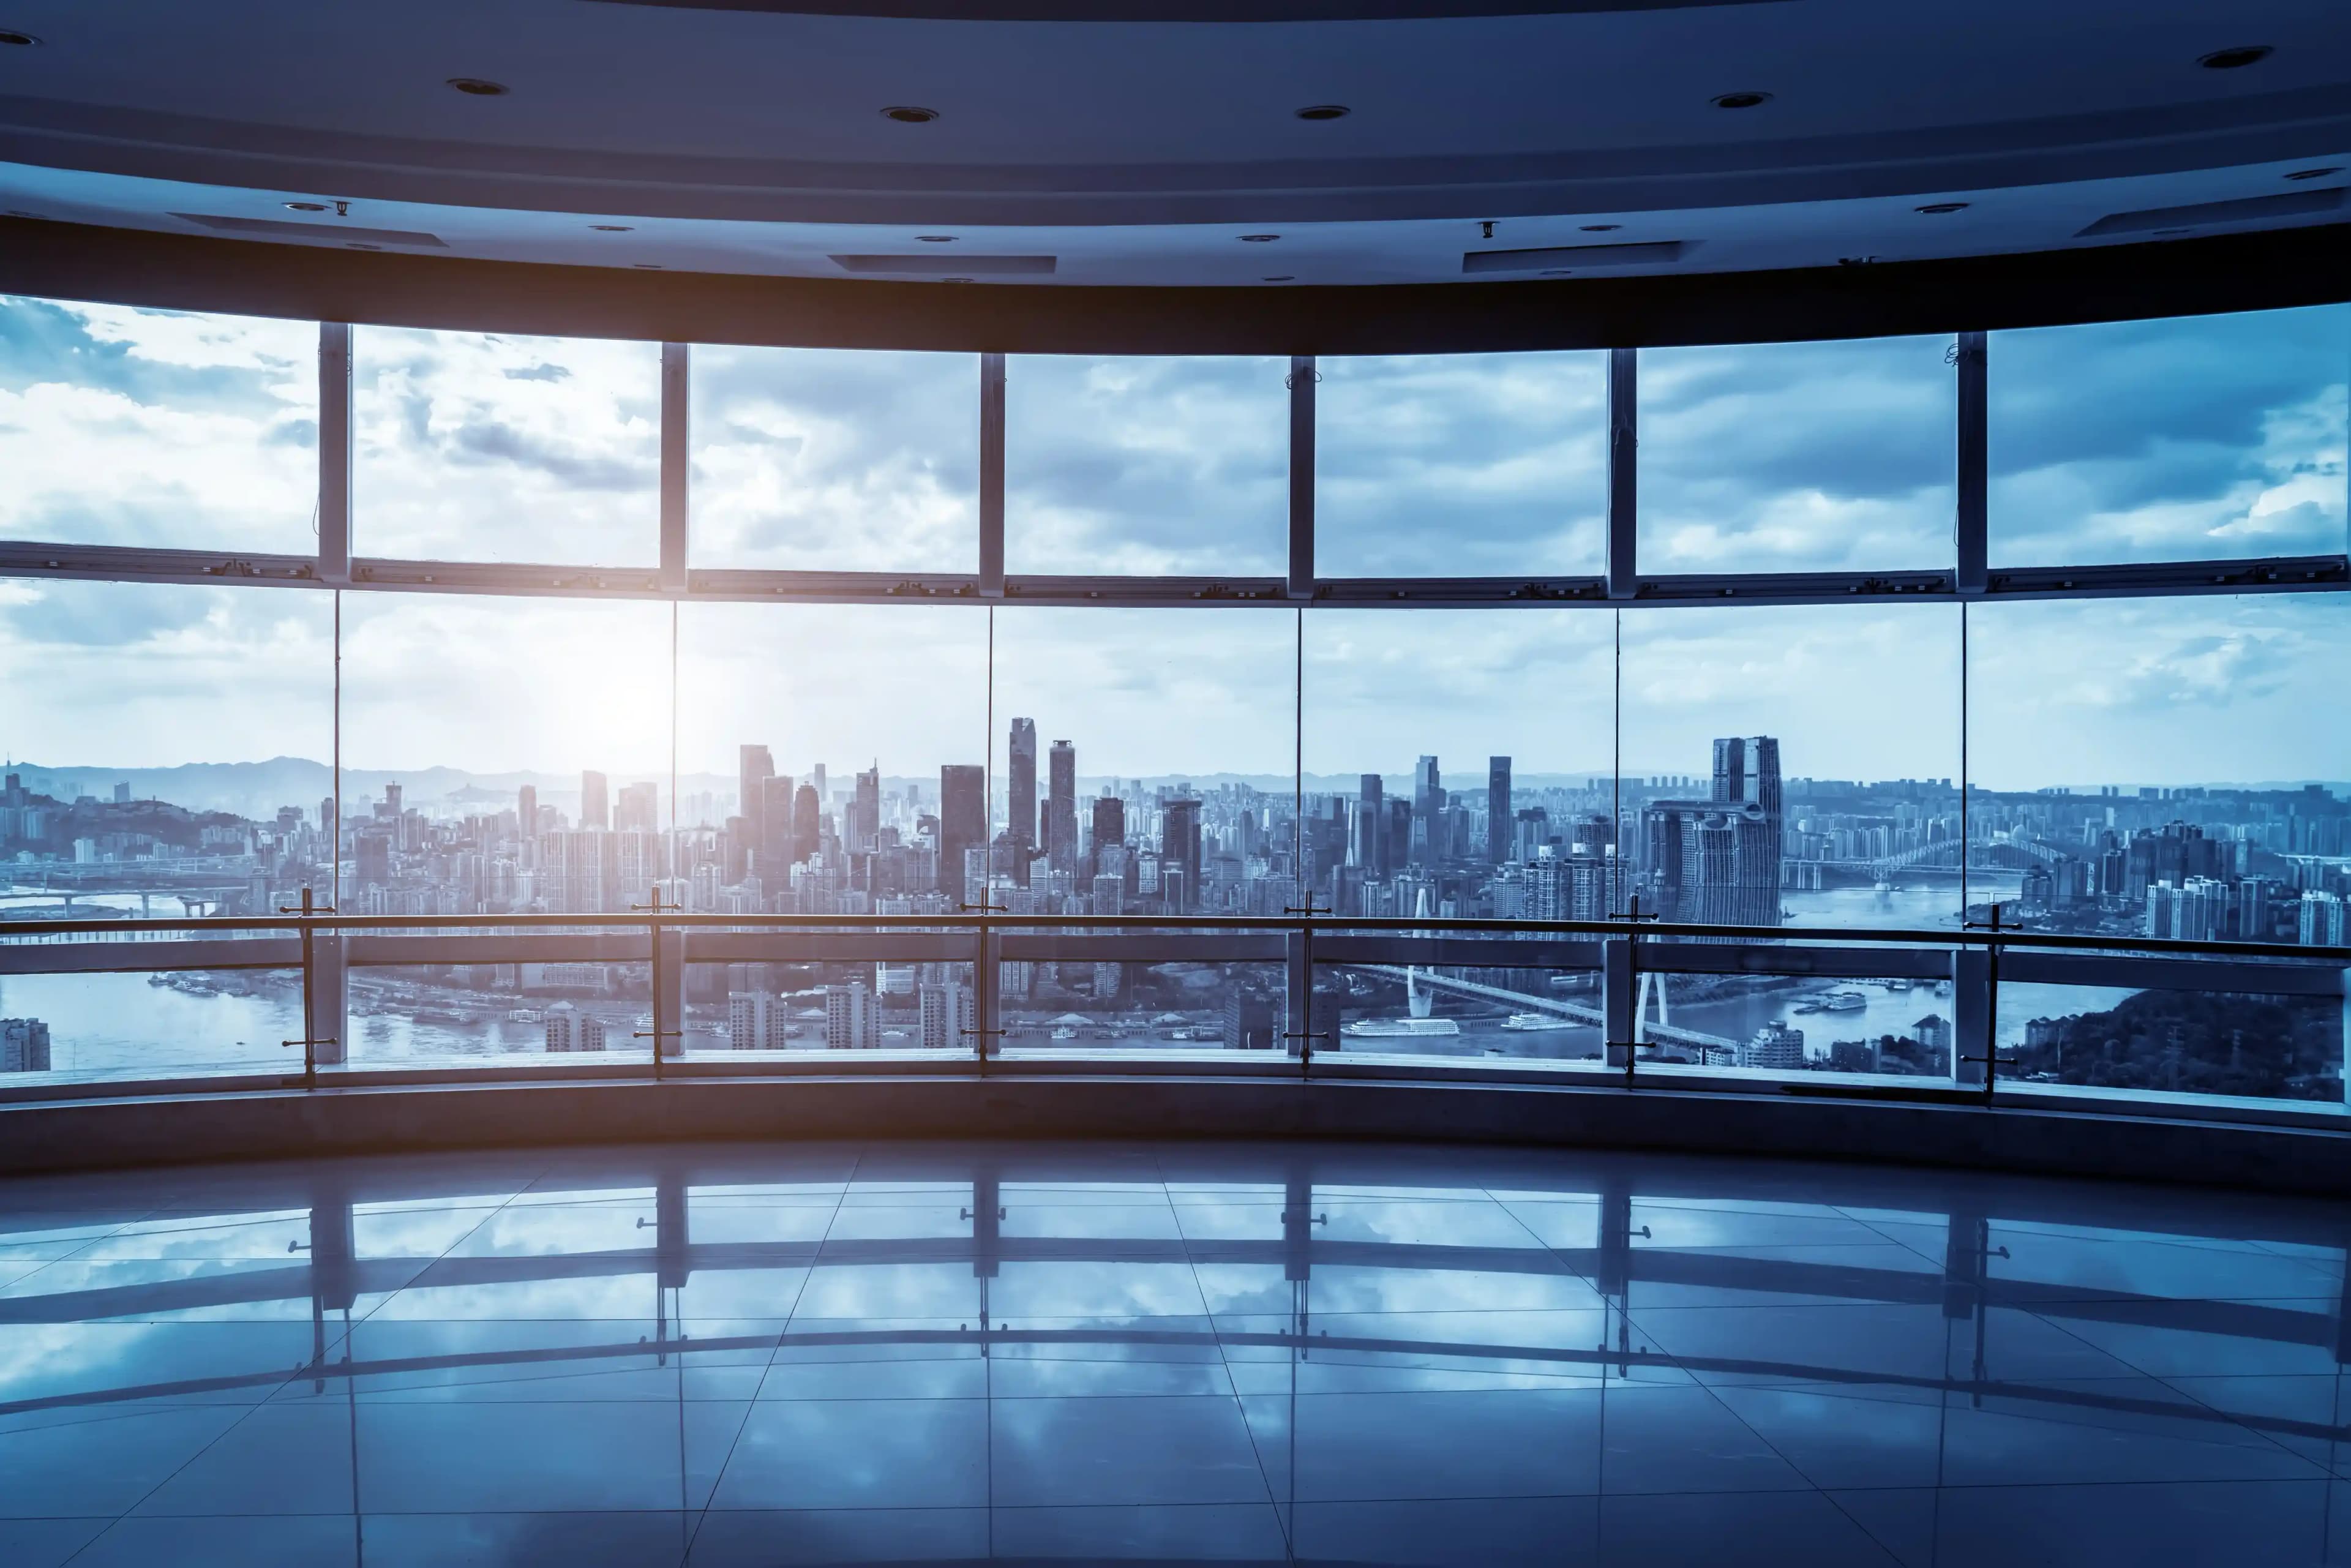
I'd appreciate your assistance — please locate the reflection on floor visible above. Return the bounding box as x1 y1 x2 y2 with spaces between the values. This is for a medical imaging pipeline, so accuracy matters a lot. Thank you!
0 1140 2347 1566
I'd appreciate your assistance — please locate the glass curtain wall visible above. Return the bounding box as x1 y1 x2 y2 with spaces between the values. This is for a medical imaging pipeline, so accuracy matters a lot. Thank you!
0 297 2343 1098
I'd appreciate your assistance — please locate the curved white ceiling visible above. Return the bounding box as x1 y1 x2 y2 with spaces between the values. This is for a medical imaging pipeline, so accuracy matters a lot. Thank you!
0 0 2342 286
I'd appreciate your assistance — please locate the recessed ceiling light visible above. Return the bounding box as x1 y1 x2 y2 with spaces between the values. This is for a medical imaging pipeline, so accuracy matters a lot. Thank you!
284 201 331 213
1712 91 1772 110
1262 275 1294 282
1295 105 1350 121
2198 45 2272 70
916 234 956 242
590 223 633 232
447 78 508 96
0 29 39 46
882 105 939 124
1239 233 1280 243
2284 167 2342 181
1580 223 1621 231
1540 269 1573 277
1915 202 1970 214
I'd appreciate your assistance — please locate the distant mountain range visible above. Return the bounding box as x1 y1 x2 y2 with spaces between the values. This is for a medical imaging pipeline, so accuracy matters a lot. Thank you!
5 758 2341 823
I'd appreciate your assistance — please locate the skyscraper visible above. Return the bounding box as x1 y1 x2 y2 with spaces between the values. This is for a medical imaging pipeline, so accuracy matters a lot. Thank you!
1089 795 1125 876
1047 740 1077 876
738 745 774 862
939 765 985 906
1641 735 1783 927
1487 757 1512 865
1712 736 1782 821
1008 718 1038 884
1413 756 1441 838
516 784 536 839
760 775 795 876
580 771 609 831
1357 774 1384 875
852 765 881 853
615 781 659 834
792 782 820 864
1162 797 1203 913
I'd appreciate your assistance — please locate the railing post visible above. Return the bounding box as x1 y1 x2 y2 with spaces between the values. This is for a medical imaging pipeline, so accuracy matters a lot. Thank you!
1952 947 1993 1087
1284 928 1311 1063
975 924 1002 1068
657 928 685 1060
1603 936 1634 1071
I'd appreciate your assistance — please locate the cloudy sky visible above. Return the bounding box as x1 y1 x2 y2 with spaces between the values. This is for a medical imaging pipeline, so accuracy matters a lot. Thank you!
0 294 2344 797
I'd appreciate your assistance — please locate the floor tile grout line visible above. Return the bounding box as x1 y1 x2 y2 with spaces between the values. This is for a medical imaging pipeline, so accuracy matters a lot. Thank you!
680 1143 862 1565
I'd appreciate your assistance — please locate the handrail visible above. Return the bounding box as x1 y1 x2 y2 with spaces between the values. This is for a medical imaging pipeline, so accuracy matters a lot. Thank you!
2 908 2345 962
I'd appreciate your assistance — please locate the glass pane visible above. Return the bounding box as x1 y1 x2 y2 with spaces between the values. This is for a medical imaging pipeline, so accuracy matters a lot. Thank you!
1964 593 2351 942
1006 356 1288 575
988 609 1299 915
354 327 660 564
686 959 976 1057
1317 961 1606 1068
337 595 672 915
2001 980 2342 1110
0 295 317 552
1990 305 2350 567
1300 609 1617 919
1638 334 1957 574
1315 352 1607 577
0 968 303 1086
0 579 336 915
1618 604 1965 931
1637 967 1957 1084
998 959 1284 1056
675 602 988 912
343 959 651 1069
689 345 977 571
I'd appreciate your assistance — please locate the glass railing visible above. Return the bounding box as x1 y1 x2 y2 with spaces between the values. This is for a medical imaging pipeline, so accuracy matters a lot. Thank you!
1 911 2342 1123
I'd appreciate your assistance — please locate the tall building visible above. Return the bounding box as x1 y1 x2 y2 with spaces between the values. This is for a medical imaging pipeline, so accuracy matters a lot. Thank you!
1487 757 1512 865
0 1018 50 1073
580 771 609 831
727 991 789 1051
1357 774 1385 875
544 1000 606 1053
939 765 986 906
1047 740 1078 876
1089 795 1126 875
1640 735 1783 928
2300 890 2347 947
1412 756 1441 847
516 784 536 840
738 745 773 861
1712 737 1782 820
760 775 796 877
918 981 975 1051
1162 798 1203 913
793 782 820 864
1741 1021 1805 1070
852 765 881 853
615 781 658 834
1008 718 1038 883
825 980 879 1049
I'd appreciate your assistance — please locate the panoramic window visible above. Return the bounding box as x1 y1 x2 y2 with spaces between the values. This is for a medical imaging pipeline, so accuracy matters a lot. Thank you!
1989 304 2350 567
0 295 318 553
689 345 978 572
1314 352 1608 578
353 327 661 565
1638 334 1958 574
1963 593 2351 946
1005 355 1288 576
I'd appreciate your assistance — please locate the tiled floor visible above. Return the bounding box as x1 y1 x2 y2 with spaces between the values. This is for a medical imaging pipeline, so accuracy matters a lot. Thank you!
0 1139 2346 1565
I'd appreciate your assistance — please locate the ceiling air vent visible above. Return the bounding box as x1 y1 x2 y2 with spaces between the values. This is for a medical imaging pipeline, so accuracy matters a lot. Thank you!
174 214 448 247
2075 186 2342 238
1461 240 1690 275
831 253 1056 276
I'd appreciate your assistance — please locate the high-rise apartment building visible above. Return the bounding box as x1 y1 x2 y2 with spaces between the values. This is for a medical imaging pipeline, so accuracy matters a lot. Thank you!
1047 740 1077 876
516 784 536 839
738 745 773 861
0 1018 50 1073
1640 735 1783 927
727 991 789 1051
939 765 986 908
1008 718 1038 883
543 1001 606 1053
615 781 658 835
825 980 878 1049
918 981 975 1051
1161 797 1204 914
760 775 795 877
1089 794 1125 876
1487 757 1512 865
580 771 609 832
